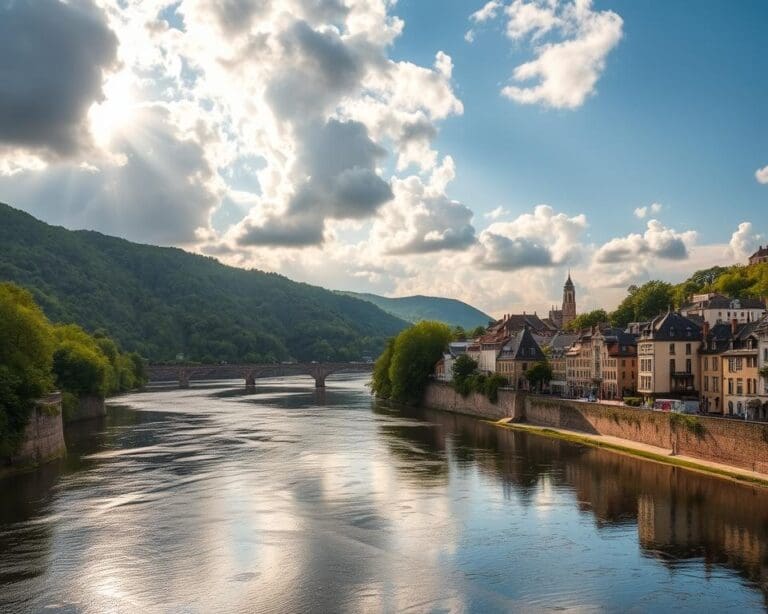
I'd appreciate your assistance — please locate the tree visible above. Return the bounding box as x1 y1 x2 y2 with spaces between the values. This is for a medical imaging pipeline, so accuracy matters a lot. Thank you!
371 338 395 399
525 361 553 392
565 309 608 331
372 321 451 404
0 283 55 455
610 281 674 327
452 354 478 384
52 342 109 395
469 325 487 339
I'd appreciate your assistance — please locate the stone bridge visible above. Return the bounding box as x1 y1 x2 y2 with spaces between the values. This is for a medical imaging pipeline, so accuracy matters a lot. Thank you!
147 362 374 389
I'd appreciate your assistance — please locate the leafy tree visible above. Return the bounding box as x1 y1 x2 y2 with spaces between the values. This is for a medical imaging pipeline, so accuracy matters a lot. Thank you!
0 283 55 455
52 342 109 396
371 338 395 399
610 281 674 327
373 321 451 404
565 309 608 331
452 354 478 383
451 325 467 340
469 325 487 338
525 361 553 392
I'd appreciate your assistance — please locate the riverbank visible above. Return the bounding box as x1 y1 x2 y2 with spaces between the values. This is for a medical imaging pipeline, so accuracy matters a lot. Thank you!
423 381 768 486
0 393 66 478
493 418 768 488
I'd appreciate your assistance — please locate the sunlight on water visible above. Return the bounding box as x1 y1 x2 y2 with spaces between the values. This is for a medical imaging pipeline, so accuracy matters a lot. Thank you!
1 375 767 612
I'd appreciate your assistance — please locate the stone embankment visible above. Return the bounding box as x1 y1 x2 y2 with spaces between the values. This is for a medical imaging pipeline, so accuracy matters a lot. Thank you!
65 394 106 422
424 382 768 476
2 393 66 474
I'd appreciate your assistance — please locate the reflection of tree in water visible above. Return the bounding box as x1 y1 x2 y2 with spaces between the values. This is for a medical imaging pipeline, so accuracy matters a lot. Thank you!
373 401 449 486
376 400 768 601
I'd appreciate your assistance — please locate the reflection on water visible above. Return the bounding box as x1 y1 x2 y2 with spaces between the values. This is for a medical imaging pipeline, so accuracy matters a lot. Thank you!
1 375 768 612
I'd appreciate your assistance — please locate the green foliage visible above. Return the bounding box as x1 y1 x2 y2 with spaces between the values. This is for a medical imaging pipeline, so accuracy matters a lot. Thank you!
0 203 406 363
669 413 706 439
525 361 553 391
371 338 395 399
452 354 478 383
469 325 487 339
52 342 109 396
0 283 54 456
387 321 452 404
565 309 608 331
484 374 508 403
623 396 643 407
610 281 675 327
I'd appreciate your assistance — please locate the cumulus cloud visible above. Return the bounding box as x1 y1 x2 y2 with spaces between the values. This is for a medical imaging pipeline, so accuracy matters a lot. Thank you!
0 0 118 159
595 219 696 263
633 202 662 219
756 165 768 184
475 204 587 270
728 222 763 261
468 0 623 109
372 157 476 254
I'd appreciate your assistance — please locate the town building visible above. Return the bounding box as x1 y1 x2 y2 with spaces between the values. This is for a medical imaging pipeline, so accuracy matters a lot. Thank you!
435 341 471 382
636 311 702 402
542 332 579 396
593 328 638 399
700 322 732 414
565 329 596 398
476 312 555 372
749 245 768 265
680 293 765 327
496 327 547 390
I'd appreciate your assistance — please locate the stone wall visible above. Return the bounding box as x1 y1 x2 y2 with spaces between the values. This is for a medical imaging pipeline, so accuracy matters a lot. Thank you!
5 394 67 470
423 383 768 474
65 394 106 422
422 382 524 421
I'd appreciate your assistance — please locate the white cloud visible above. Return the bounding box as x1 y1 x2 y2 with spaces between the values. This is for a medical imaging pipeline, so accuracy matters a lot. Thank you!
475 204 587 270
633 202 662 219
484 206 509 220
595 219 696 263
728 222 763 262
469 0 623 109
471 1 502 23
756 165 768 184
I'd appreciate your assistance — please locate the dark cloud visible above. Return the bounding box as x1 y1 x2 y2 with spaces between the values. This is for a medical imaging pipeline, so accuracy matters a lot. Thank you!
0 0 117 157
236 214 324 247
475 233 553 270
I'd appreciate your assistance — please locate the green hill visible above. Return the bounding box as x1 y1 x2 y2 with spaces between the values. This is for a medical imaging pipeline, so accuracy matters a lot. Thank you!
0 203 407 363
342 292 492 329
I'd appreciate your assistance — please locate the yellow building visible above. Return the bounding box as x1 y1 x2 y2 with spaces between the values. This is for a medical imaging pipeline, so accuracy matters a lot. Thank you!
637 311 702 401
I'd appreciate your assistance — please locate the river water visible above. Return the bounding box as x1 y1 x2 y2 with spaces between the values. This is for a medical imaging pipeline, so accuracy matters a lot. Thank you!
1 375 768 613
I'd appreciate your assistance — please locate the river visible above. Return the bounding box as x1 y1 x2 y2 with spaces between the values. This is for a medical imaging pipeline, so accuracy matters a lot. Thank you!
1 375 768 612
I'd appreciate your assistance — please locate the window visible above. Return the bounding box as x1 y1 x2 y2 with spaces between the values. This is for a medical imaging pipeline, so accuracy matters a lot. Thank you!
704 376 709 392
737 379 743 395
669 343 676 355
670 359 676 373
686 359 692 374
728 379 734 394
703 356 708 370
686 343 691 355
713 360 718 372
714 378 719 392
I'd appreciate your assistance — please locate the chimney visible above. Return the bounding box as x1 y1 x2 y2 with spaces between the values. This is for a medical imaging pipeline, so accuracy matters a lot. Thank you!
731 318 738 335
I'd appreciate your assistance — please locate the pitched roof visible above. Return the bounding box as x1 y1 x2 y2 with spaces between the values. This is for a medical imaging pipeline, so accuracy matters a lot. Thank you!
498 327 546 362
642 311 701 341
681 293 765 311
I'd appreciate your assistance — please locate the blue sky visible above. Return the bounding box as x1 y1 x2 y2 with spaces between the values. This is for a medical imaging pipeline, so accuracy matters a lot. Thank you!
0 0 766 315
394 0 768 245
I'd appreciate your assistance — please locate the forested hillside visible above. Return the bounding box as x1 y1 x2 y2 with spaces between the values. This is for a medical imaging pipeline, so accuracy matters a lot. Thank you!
0 203 406 362
341 292 492 329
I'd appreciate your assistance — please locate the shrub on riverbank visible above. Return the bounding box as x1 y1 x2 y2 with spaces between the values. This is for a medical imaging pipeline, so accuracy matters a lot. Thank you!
451 355 508 403
0 282 147 455
372 321 452 404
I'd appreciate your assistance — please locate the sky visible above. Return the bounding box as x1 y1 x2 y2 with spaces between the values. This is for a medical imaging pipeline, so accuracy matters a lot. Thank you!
0 0 766 317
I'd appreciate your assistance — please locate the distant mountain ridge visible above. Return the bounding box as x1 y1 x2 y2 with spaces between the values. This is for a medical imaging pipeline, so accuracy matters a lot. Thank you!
0 203 407 363
341 292 492 329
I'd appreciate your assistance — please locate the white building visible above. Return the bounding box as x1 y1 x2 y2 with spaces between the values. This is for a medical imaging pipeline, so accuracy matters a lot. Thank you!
681 293 765 327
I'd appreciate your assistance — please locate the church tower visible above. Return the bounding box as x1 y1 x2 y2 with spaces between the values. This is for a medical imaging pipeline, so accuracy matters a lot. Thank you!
562 272 576 328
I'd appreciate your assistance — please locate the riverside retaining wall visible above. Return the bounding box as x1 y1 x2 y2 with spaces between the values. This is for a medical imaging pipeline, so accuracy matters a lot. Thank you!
5 393 67 471
424 382 768 475
65 394 106 422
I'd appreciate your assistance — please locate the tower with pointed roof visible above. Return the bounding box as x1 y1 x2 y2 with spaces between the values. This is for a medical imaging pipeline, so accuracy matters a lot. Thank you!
562 272 576 328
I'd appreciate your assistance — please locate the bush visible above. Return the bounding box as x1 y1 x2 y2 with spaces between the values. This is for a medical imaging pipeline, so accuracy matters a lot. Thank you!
484 374 508 403
624 397 643 407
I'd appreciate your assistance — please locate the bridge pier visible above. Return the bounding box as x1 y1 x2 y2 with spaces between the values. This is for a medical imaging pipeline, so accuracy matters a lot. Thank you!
314 375 326 389
245 371 256 390
178 369 190 389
